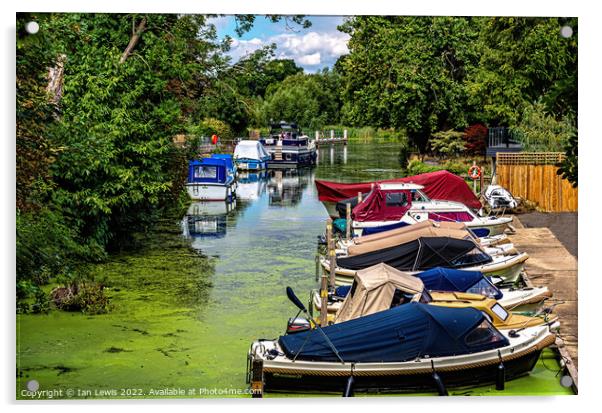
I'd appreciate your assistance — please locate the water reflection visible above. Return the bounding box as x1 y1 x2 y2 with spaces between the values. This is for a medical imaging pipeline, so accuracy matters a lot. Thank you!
182 201 237 239
316 145 348 165
236 171 269 201
267 169 313 207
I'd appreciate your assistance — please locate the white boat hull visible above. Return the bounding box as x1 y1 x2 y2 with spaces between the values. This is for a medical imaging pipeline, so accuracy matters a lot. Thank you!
186 182 234 201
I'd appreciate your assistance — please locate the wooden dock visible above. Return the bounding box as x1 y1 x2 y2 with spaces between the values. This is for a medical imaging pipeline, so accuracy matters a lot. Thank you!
509 219 578 390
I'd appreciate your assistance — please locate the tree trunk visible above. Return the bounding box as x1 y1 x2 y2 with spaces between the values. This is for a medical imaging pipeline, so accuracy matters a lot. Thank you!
119 17 147 64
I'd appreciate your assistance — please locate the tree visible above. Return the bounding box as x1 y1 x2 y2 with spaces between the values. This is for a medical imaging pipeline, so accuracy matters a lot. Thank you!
465 17 578 126
261 70 341 130
464 124 488 155
429 130 465 157
338 16 480 151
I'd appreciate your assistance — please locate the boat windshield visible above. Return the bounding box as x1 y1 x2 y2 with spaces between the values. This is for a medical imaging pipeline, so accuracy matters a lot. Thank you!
466 278 502 299
490 303 509 322
411 189 431 202
450 247 492 267
194 166 217 179
464 319 506 347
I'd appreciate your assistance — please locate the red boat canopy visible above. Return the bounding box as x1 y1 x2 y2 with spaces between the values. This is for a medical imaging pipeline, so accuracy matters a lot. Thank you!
315 170 482 210
352 186 413 222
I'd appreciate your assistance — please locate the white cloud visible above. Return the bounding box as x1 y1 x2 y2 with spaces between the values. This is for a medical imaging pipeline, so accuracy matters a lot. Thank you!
228 30 350 71
297 52 321 66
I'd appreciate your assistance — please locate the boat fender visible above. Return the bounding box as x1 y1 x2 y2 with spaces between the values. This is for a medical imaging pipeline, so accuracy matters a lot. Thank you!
496 350 506 391
431 360 448 396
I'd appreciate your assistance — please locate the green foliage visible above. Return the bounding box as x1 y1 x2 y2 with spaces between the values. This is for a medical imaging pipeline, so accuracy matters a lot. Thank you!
509 101 575 152
261 70 341 130
189 118 234 140
466 17 578 125
406 159 468 176
51 282 111 314
339 16 479 151
557 132 578 187
429 130 466 156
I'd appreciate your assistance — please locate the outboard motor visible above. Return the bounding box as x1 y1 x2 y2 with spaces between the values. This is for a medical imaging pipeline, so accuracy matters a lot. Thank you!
484 185 518 210
286 317 311 334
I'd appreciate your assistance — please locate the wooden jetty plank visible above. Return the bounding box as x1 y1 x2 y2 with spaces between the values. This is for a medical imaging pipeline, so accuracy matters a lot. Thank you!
509 225 578 386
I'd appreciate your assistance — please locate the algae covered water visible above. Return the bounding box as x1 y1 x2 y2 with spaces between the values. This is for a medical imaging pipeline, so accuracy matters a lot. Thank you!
16 140 573 398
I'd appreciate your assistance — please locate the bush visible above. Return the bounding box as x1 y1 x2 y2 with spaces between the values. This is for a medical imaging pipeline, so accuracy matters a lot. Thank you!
51 282 110 315
429 130 466 157
509 101 575 152
464 124 488 155
189 118 234 140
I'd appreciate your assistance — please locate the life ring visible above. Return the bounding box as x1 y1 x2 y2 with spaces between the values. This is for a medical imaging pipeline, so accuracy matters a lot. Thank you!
468 165 481 179
211 134 218 145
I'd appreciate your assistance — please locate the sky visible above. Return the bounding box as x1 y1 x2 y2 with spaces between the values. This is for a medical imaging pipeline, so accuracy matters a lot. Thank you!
207 15 350 73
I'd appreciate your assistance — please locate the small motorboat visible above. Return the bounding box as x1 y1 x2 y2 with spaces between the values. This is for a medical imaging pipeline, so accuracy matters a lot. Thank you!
342 183 512 237
233 140 271 171
322 235 528 286
247 296 556 395
259 121 317 169
313 265 551 316
316 170 483 217
483 185 519 210
336 219 514 257
186 156 236 201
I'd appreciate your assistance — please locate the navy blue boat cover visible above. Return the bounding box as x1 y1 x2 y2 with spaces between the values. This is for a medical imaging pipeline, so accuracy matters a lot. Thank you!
417 267 503 299
279 303 508 362
337 237 492 271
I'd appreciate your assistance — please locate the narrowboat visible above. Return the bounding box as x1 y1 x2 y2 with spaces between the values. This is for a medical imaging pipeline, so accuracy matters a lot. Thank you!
259 121 317 169
186 156 236 201
233 140 271 171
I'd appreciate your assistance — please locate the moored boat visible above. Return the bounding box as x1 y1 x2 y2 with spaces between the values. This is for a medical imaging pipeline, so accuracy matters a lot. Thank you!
247 302 556 394
322 232 528 285
259 121 317 169
343 183 512 237
313 265 551 315
234 140 271 171
186 156 236 201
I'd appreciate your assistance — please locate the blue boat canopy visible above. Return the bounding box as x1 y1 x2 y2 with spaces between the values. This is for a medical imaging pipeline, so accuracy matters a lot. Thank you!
188 158 229 184
417 267 503 300
279 302 508 363
211 154 235 171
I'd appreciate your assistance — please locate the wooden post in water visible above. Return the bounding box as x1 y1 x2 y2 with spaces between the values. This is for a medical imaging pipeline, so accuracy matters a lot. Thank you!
345 203 352 240
330 129 334 141
320 219 333 327
343 129 348 145
250 359 264 398
326 218 337 288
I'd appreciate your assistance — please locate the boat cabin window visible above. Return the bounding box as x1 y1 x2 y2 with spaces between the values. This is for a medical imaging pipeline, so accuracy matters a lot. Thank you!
490 303 509 322
466 278 501 299
194 166 217 179
464 319 505 347
385 192 408 207
390 289 415 308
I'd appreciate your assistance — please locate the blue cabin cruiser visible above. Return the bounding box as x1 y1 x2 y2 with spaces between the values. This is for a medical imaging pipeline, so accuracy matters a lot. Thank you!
259 121 317 169
233 140 270 171
186 155 236 201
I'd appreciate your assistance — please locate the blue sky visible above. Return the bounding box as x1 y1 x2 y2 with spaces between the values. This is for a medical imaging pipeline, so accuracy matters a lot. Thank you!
207 15 350 73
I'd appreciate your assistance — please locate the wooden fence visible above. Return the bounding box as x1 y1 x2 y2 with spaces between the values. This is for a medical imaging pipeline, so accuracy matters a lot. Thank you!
495 152 577 212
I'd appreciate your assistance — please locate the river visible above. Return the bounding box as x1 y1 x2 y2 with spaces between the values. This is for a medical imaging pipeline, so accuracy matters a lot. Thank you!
16 139 572 398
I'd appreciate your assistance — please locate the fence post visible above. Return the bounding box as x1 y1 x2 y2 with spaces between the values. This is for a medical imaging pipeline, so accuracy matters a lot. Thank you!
344 129 348 145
